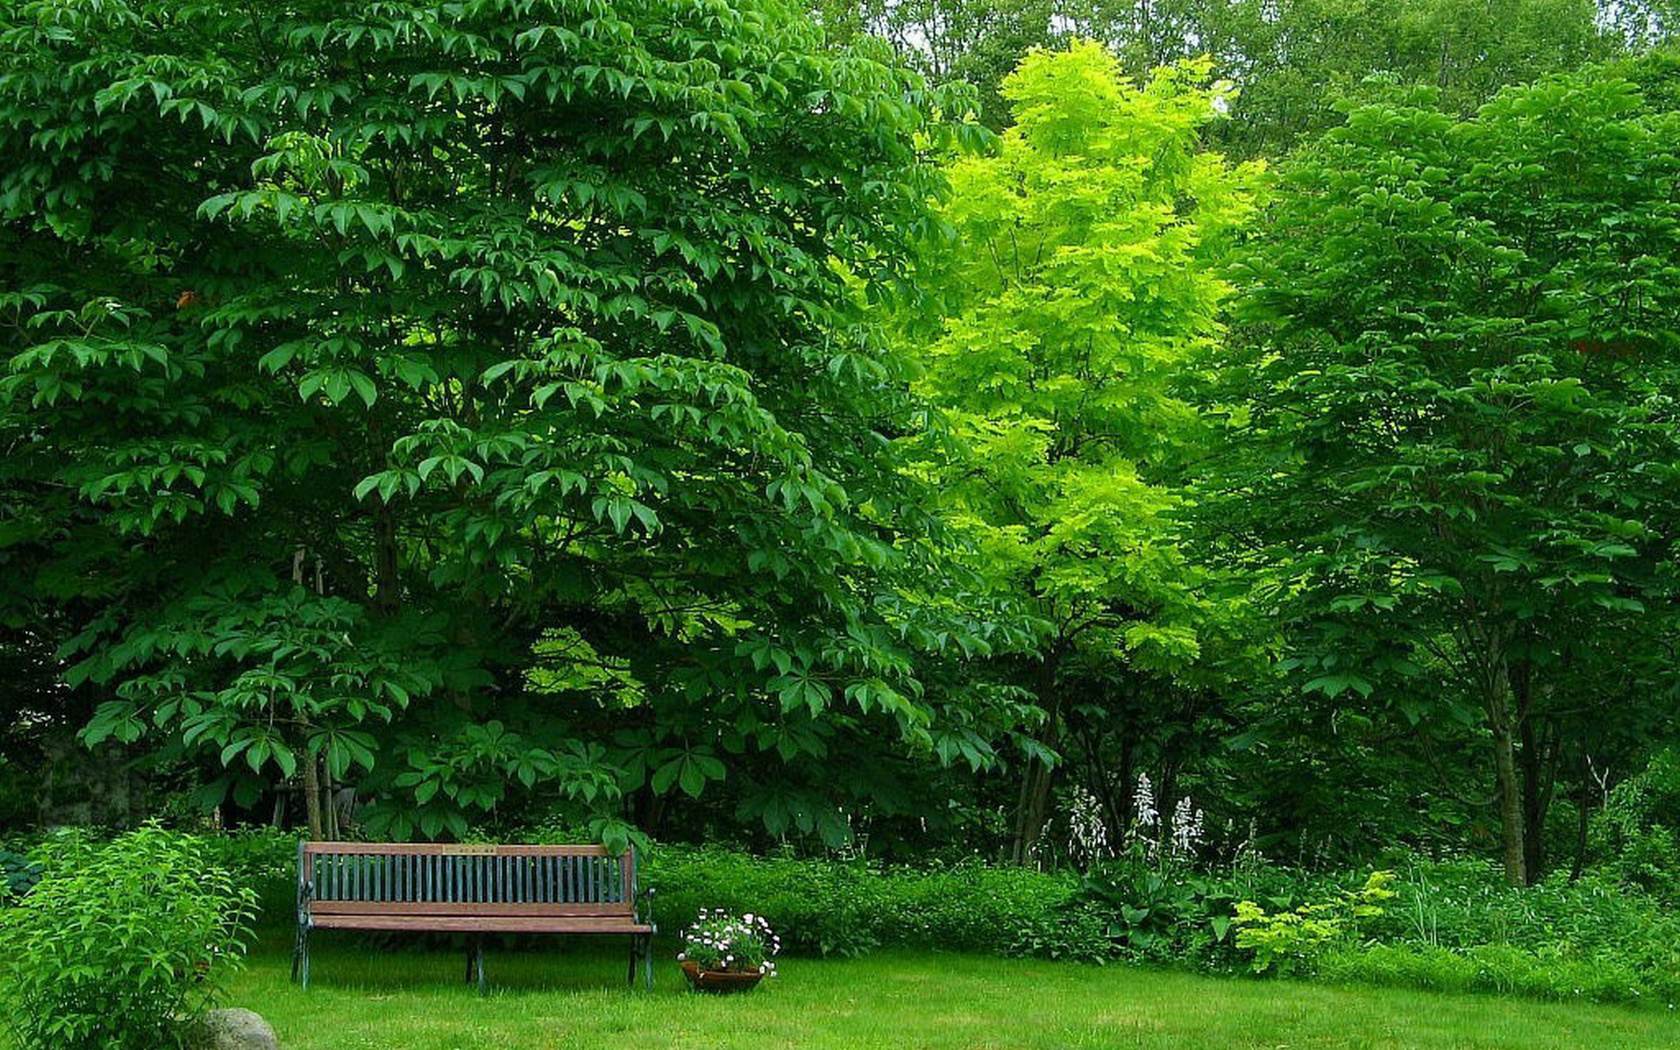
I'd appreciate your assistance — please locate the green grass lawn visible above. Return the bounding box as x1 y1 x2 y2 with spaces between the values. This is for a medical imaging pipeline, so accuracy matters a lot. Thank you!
233 932 1680 1049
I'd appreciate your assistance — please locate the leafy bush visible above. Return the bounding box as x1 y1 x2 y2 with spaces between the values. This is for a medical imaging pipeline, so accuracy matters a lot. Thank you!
641 845 1107 961
192 827 296 886
18 824 1677 1007
1589 752 1680 901
1234 870 1396 974
1 827 298 925
1344 859 1680 1003
1072 859 1239 961
0 826 256 1050
192 828 298 923
1366 860 1680 959
640 846 1680 1003
1006 903 1116 964
1318 943 1678 1006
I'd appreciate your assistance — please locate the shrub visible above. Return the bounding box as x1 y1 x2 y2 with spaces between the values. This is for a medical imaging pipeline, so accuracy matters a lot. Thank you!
193 827 296 886
0 826 256 1050
1343 858 1680 1004
1072 858 1239 962
193 828 299 924
0 827 298 925
640 845 1108 961
1318 943 1671 1006
1006 902 1116 964
1365 859 1680 959
1233 870 1396 975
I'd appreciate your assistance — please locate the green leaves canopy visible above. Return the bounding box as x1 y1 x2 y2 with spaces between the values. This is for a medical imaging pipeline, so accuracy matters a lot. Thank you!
898 42 1269 860
910 43 1264 674
0 0 1007 840
1219 65 1680 880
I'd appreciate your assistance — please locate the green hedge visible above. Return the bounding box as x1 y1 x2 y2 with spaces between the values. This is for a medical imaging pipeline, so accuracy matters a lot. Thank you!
641 846 1106 961
1319 943 1680 1006
17 828 1680 1006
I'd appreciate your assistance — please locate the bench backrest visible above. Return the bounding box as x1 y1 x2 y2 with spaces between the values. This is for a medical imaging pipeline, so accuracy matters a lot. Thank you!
299 842 637 919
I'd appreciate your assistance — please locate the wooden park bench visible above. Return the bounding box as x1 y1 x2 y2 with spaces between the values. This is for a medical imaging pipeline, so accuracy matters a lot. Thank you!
292 842 656 994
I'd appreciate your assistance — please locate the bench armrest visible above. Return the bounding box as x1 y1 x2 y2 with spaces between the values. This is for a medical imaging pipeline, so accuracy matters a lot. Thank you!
634 885 656 929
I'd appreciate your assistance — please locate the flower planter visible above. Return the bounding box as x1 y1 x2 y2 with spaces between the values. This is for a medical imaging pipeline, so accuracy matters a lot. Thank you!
681 960 766 994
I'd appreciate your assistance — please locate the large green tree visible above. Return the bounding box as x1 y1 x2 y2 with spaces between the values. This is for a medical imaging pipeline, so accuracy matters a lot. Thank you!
903 42 1266 862
1214 65 1680 883
0 0 1014 842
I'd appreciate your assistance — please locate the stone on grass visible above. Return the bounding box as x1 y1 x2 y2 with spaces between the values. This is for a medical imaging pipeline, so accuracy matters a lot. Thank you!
193 1008 280 1050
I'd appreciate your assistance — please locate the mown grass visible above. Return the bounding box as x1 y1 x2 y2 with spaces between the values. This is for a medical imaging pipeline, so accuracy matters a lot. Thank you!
233 932 1680 1049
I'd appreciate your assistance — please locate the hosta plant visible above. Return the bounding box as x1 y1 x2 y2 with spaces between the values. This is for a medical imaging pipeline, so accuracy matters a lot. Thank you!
678 909 781 976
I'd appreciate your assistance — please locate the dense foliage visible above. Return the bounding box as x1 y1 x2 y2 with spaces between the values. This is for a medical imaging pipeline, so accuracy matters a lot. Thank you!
0 827 255 1050
0 0 1017 846
42 827 1673 1005
819 0 1631 148
1212 63 1680 884
903 43 1266 862
3 1 1680 1024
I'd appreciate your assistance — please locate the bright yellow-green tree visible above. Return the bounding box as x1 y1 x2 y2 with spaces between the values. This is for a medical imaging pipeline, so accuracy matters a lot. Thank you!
906 42 1266 860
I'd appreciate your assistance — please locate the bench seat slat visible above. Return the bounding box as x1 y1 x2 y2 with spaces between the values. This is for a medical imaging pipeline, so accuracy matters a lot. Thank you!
312 900 635 916
311 914 654 934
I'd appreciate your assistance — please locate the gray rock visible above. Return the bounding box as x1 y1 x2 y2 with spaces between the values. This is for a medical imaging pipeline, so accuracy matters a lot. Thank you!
193 1008 280 1050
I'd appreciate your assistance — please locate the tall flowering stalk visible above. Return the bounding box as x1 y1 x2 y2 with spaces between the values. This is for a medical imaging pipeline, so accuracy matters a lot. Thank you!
1126 774 1206 861
1133 774 1159 831
1068 786 1112 866
1133 774 1160 859
1172 796 1205 857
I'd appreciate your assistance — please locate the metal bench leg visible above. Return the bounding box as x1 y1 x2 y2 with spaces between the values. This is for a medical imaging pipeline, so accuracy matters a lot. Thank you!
295 925 310 990
465 935 487 997
628 934 654 990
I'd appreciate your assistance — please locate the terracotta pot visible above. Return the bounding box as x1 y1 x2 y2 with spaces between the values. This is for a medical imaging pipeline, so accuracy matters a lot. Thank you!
681 959 766 994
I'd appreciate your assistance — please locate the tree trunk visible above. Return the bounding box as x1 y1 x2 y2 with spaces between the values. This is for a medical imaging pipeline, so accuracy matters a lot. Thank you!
1570 752 1591 883
1009 648 1064 866
1518 718 1547 882
1018 762 1056 865
323 762 341 840
302 755 324 840
292 547 324 840
635 787 666 836
375 504 401 613
1488 672 1527 886
1511 658 1557 884
1084 722 1133 854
